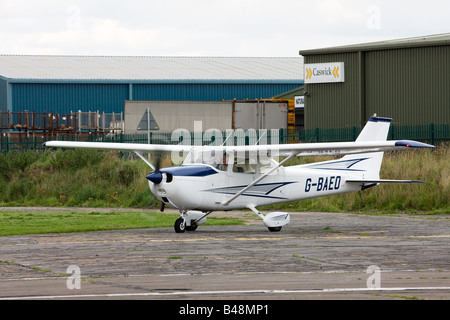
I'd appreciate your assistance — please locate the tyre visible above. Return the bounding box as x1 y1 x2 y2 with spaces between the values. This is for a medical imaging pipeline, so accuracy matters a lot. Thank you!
174 217 186 233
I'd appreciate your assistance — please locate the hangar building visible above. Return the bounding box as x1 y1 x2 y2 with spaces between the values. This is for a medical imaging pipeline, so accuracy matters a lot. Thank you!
299 33 450 130
0 56 303 114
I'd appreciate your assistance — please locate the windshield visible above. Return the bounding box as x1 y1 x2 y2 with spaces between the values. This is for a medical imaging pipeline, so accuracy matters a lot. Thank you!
183 147 278 173
183 148 228 170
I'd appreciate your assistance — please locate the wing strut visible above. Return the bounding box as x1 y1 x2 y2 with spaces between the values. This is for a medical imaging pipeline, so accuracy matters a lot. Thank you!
134 151 155 170
221 153 297 206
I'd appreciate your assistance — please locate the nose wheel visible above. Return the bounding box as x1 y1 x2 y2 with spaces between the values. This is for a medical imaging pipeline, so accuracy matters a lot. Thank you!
174 217 186 233
174 217 199 233
174 211 209 233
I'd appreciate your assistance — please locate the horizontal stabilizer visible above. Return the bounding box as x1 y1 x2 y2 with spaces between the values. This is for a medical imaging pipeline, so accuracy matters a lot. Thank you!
347 179 424 184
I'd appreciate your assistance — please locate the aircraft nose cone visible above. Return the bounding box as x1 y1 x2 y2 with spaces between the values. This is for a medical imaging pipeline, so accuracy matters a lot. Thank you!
146 171 163 184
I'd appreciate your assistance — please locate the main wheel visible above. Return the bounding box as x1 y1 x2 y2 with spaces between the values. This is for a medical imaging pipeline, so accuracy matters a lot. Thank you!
186 224 198 231
174 217 186 233
268 226 282 232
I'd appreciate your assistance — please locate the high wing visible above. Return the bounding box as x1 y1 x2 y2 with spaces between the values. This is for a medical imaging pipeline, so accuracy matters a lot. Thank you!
43 139 432 158
221 139 433 157
43 141 193 170
43 141 192 153
44 116 433 177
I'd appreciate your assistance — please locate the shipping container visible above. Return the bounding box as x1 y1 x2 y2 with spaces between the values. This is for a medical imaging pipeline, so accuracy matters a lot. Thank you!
124 100 291 135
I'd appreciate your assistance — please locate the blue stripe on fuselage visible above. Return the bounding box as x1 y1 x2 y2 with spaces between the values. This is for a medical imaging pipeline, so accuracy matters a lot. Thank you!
204 182 297 200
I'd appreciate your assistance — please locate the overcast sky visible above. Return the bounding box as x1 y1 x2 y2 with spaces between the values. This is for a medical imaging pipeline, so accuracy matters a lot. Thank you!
1 0 449 57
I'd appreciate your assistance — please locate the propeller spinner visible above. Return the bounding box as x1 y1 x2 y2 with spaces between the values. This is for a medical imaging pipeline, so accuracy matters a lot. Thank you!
146 152 164 184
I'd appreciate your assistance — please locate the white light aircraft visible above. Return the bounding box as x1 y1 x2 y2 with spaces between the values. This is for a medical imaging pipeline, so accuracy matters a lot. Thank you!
44 116 433 233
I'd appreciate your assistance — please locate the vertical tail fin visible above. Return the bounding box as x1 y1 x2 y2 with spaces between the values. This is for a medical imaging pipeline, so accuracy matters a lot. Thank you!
341 116 392 180
355 116 391 142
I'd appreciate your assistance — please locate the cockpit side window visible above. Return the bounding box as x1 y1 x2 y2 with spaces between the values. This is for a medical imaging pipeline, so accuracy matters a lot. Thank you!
183 148 278 174
232 157 277 174
183 149 229 171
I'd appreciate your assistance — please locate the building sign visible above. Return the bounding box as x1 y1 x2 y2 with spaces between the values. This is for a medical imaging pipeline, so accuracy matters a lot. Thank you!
304 62 344 83
137 108 159 131
295 96 304 108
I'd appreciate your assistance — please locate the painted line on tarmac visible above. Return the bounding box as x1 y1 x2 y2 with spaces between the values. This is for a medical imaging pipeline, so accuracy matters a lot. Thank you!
1 286 450 300
6 234 450 247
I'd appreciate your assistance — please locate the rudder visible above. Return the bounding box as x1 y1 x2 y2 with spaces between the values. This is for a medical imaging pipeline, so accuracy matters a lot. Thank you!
341 116 392 180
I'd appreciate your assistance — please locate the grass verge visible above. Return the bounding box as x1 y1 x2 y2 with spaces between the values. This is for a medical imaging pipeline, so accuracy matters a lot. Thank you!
0 210 244 236
263 146 450 214
0 146 448 214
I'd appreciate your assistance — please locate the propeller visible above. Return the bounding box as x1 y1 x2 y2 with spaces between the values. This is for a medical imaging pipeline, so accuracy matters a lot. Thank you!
146 152 164 184
145 152 168 212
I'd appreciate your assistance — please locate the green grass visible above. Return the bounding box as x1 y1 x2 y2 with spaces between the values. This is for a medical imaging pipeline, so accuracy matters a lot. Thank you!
0 210 244 236
0 149 159 208
263 146 450 214
0 146 449 214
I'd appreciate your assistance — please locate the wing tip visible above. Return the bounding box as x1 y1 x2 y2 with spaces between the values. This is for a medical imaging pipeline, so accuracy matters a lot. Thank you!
395 140 435 148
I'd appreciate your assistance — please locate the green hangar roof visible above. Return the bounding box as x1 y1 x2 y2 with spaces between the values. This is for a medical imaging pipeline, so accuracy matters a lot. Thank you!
0 56 304 113
299 33 450 55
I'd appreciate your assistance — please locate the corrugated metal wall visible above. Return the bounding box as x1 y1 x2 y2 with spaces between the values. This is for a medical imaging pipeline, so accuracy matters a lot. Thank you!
132 83 300 101
11 83 129 114
303 45 450 130
0 78 7 112
365 45 450 126
8 82 301 114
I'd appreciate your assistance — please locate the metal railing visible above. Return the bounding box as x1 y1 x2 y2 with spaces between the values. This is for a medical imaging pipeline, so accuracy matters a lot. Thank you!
281 123 449 146
1 123 448 153
0 110 123 135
